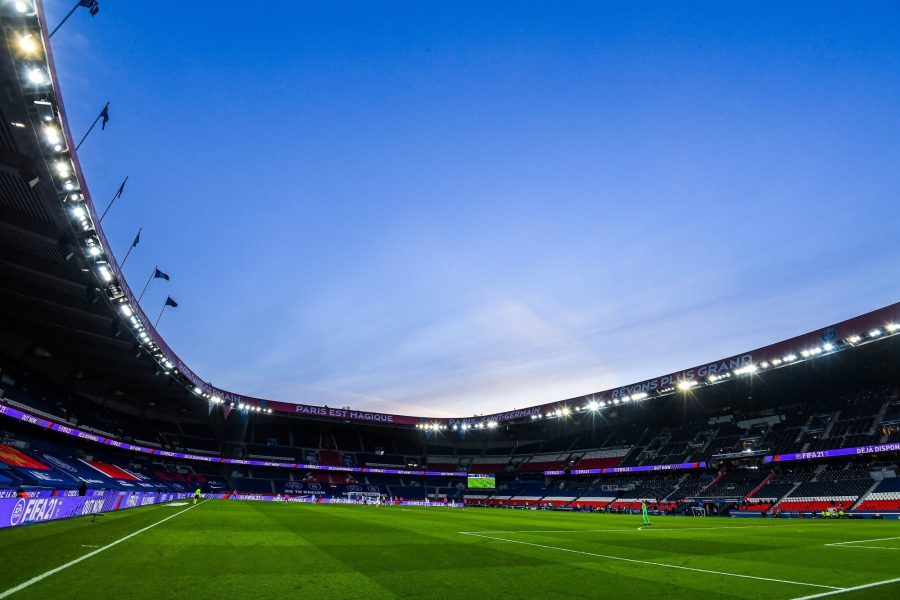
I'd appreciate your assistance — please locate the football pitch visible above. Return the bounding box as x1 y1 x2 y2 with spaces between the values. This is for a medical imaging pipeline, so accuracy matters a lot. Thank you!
0 501 898 599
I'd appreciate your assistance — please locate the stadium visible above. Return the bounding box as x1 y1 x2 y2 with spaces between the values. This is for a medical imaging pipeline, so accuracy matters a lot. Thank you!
1 2 899 599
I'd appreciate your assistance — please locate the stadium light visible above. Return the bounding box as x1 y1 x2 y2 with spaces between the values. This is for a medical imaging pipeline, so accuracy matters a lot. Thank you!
96 265 112 283
14 1 31 14
868 328 882 338
886 323 898 333
119 304 133 318
783 354 797 362
17 33 39 55
676 380 695 391
487 421 497 428
43 125 61 145
586 400 599 411
847 335 861 344
632 392 648 401
561 407 570 416
27 67 48 85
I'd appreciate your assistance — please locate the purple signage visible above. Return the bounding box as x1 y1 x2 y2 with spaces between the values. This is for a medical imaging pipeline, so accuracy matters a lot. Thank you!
0 491 192 529
552 461 708 476
765 442 900 464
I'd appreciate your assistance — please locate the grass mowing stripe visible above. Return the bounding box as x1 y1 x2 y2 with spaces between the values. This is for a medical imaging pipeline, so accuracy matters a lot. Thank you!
790 576 900 599
0 500 206 599
460 531 843 591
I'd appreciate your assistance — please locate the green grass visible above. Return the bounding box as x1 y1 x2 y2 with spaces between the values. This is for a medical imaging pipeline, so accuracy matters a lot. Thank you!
0 500 898 599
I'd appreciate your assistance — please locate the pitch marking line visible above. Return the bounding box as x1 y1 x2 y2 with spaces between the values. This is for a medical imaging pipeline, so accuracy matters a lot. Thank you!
824 535 900 547
827 545 900 550
460 531 841 590
0 500 207 598
791 576 900 599
459 524 804 535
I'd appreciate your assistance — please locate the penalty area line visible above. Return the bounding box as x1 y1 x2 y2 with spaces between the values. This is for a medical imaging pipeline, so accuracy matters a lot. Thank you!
460 531 841 590
0 500 208 599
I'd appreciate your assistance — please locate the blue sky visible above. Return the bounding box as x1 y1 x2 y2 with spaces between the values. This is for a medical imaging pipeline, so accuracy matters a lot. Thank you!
45 1 900 417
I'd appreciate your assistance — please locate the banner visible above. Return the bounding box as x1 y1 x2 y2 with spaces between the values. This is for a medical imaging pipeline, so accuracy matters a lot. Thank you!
0 491 192 529
765 442 900 464
556 461 708 476
0 444 49 470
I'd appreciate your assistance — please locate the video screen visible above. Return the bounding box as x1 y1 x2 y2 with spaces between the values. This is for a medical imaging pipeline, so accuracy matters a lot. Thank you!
467 474 496 489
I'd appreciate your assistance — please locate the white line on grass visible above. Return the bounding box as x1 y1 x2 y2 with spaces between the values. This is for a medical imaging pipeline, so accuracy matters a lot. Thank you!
824 535 900 547
826 545 900 550
460 531 842 590
791 576 900 599
459 524 804 535
0 500 207 598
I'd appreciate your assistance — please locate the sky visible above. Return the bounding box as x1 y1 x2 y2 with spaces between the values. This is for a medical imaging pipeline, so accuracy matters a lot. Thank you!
43 1 900 417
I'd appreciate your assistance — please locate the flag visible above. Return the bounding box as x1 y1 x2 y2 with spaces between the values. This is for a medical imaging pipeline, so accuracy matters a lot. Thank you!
165 296 178 308
99 104 109 130
130 230 140 248
153 268 170 281
114 177 127 199
79 0 100 17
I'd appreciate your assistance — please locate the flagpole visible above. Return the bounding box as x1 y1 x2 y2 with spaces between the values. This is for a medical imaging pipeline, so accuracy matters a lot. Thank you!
99 176 128 222
75 101 109 152
137 265 157 304
119 227 141 270
154 304 167 328
48 1 83 39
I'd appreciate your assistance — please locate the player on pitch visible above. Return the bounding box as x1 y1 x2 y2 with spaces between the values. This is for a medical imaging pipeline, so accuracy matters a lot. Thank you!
641 500 651 526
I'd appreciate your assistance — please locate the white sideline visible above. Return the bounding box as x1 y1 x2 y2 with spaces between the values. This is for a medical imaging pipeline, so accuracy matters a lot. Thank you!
0 500 206 598
460 531 841 590
791 576 900 599
824 535 900 547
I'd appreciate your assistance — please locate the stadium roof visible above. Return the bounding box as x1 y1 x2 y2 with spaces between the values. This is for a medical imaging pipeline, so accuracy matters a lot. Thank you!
1 1 898 429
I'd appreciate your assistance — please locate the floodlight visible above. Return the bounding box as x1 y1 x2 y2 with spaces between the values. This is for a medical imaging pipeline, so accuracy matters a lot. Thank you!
27 67 47 85
18 33 39 55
